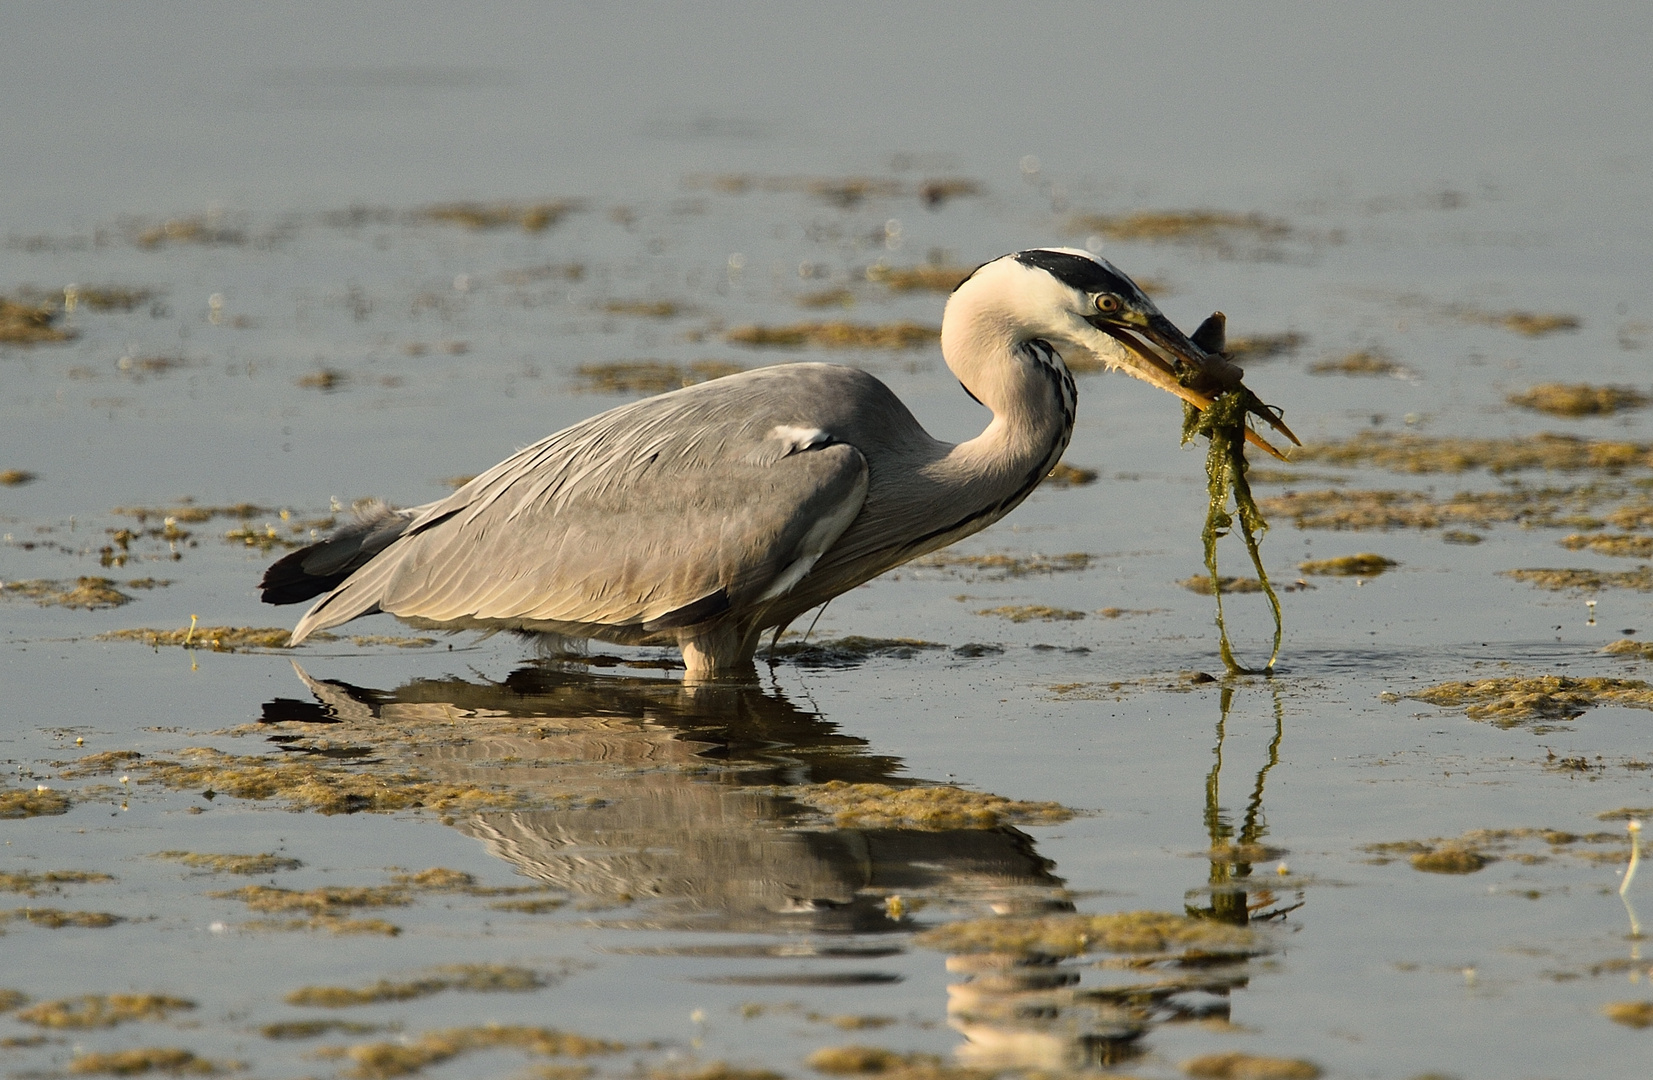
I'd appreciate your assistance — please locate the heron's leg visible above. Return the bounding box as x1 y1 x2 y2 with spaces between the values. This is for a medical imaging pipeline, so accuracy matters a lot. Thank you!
679 623 760 679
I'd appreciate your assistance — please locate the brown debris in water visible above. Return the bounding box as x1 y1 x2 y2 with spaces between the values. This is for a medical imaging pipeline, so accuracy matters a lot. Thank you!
1179 575 1266 595
1072 209 1291 246
215 884 407 916
297 368 349 391
1295 432 1653 474
602 300 687 318
787 780 1072 830
1410 675 1653 724
1044 462 1098 487
18 994 194 1029
0 296 76 344
797 287 856 309
319 1024 623 1080
286 965 543 1009
917 909 1253 959
1408 846 1490 874
261 1020 385 1040
1308 350 1401 377
864 264 974 293
57 750 143 778
0 787 72 818
8 908 123 929
1182 1052 1321 1080
1561 533 1653 559
913 551 1091 579
572 360 744 394
0 870 114 895
1 468 37 486
0 990 26 1012
67 1047 231 1076
1455 308 1581 337
1605 639 1653 660
1225 332 1306 363
390 868 476 890
767 636 945 667
99 627 335 651
71 285 159 312
726 322 936 350
132 747 523 815
1509 383 1649 417
1 577 135 609
1502 566 1653 593
1298 553 1397 577
132 217 245 248
808 1046 988 1080
1604 1001 1653 1028
974 605 1086 622
417 200 579 232
114 502 272 525
153 852 302 875
1258 484 1636 532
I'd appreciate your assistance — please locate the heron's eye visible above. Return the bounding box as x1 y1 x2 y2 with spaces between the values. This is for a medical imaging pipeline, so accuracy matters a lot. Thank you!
1095 294 1121 314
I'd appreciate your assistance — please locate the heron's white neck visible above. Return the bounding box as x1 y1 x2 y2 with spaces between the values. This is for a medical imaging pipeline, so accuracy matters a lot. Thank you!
939 277 1077 488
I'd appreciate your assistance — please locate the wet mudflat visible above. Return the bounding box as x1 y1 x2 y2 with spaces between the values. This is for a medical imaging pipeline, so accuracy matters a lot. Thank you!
5 4 1653 1078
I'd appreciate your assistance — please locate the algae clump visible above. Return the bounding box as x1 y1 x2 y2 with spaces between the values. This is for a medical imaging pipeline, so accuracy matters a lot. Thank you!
1603 1000 1653 1028
787 780 1072 830
0 296 75 345
1560 534 1653 559
917 909 1253 959
1182 389 1282 674
0 787 71 818
1298 553 1397 577
1502 566 1653 593
1509 383 1649 417
18 994 194 1029
974 605 1086 623
9 908 124 929
67 1047 230 1076
573 360 743 395
318 1024 622 1079
153 852 302 875
726 322 936 350
1410 675 1653 724
1181 1052 1321 1079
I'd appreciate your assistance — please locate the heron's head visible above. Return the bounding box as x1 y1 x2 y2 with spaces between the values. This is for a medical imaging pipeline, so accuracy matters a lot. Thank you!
944 246 1248 410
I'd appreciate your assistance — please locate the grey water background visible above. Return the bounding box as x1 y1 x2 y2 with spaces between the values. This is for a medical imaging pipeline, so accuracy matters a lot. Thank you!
3 3 1653 1077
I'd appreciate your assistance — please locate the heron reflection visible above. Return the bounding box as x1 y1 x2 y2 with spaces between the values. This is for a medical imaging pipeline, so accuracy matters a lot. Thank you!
267 664 1065 935
261 665 1302 1070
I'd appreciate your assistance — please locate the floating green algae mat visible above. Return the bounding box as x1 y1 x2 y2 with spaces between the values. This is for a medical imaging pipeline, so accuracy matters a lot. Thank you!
17 994 194 1029
1259 484 1649 532
784 780 1072 830
315 1024 623 1080
808 1046 988 1079
7 908 124 929
1294 432 1653 474
99 626 332 650
1308 350 1402 377
1298 553 1397 576
415 199 579 232
1044 461 1098 486
0 788 71 818
67 1047 233 1076
726 321 936 349
912 551 1091 578
1181 1052 1321 1079
1560 533 1653 558
1 577 138 610
0 296 75 345
915 909 1253 959
1509 383 1649 417
0 871 114 894
286 965 545 1008
572 360 743 394
1502 566 1653 592
1070 209 1291 245
1409 675 1653 723
973 604 1086 622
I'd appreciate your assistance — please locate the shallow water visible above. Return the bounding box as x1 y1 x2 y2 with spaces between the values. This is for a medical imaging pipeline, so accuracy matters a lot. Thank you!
4 4 1653 1078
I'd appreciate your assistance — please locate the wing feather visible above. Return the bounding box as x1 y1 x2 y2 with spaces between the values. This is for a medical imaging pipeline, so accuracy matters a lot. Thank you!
290 366 873 644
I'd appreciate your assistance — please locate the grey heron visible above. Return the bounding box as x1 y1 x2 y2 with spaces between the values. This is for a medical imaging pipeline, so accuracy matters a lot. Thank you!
262 248 1295 676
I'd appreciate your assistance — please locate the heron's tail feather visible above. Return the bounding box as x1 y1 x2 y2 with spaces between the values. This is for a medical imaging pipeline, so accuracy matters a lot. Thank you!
259 501 414 606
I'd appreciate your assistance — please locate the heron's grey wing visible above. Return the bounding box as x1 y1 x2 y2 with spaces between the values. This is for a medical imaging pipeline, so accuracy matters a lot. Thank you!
289 377 870 643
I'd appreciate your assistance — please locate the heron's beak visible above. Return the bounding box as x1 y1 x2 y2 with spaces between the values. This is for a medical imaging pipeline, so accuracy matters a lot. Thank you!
1088 310 1300 461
